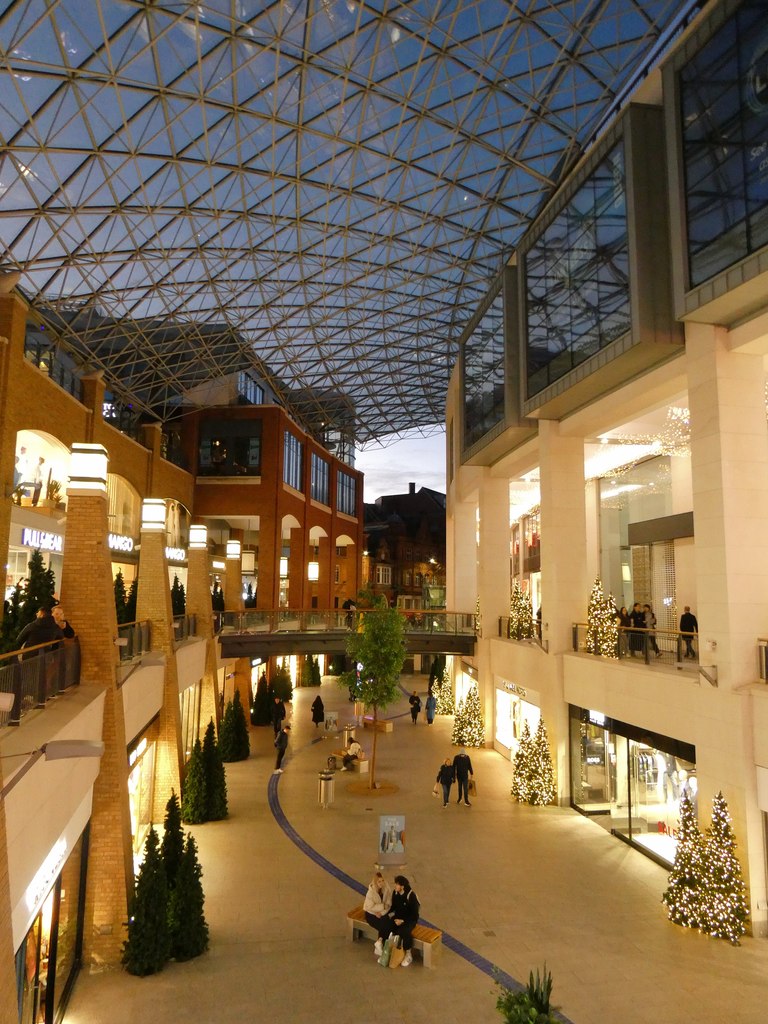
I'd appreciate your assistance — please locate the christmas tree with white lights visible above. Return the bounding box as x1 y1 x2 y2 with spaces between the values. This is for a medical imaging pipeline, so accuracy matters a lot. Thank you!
511 720 533 803
662 790 705 930
434 668 455 715
452 685 484 746
585 577 618 658
474 595 482 637
529 719 556 805
701 791 749 945
509 580 535 640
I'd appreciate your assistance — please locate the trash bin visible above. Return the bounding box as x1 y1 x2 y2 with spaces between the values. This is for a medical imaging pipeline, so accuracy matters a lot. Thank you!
318 771 335 809
342 724 356 747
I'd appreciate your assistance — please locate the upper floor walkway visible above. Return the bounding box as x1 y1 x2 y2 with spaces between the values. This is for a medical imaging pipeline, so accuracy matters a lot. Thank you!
216 609 476 659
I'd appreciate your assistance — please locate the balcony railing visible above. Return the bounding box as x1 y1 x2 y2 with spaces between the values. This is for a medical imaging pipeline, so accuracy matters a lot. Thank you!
173 614 197 643
217 609 476 636
0 639 81 727
498 616 547 651
572 623 700 667
116 620 152 662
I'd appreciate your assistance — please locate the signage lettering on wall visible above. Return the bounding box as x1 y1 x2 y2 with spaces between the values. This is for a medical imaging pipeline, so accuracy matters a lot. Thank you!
165 546 186 562
21 528 63 553
25 837 67 914
503 681 528 698
588 710 606 727
108 533 135 553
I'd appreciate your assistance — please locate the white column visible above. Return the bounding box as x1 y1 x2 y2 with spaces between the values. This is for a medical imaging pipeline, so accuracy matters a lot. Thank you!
447 494 478 613
687 322 768 933
475 473 510 739
538 420 588 654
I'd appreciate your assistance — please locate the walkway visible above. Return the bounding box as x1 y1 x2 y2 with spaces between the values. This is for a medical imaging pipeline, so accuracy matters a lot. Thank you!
64 677 768 1024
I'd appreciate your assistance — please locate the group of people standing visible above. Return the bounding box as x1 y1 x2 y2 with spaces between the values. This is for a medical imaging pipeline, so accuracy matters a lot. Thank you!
615 602 698 660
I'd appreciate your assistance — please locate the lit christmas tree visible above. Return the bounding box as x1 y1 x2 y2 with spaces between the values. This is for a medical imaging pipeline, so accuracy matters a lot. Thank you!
474 595 482 637
511 720 533 802
528 719 556 805
661 790 705 930
434 668 455 715
509 580 535 640
702 791 749 945
451 685 484 746
585 577 618 658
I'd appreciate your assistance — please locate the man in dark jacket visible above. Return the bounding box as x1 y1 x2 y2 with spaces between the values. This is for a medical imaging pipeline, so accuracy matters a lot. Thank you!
680 606 698 659
271 695 286 735
452 747 474 806
16 606 63 655
274 724 291 773
386 875 420 967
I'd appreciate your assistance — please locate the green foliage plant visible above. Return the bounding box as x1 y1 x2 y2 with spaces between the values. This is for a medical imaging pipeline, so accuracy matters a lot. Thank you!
495 965 557 1024
122 827 171 976
114 569 128 625
219 691 250 762
202 718 228 820
251 672 272 725
181 739 207 824
161 791 185 891
271 662 293 702
168 833 209 961
171 574 186 616
339 592 407 788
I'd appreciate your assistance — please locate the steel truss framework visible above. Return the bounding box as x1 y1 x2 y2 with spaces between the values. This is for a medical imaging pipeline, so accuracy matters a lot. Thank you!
0 0 697 443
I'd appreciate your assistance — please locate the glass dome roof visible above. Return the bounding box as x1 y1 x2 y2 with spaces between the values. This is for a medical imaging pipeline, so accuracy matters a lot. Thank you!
0 0 697 442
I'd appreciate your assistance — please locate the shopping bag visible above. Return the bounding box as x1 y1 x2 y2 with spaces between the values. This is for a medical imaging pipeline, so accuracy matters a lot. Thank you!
432 783 439 797
378 937 393 967
468 778 477 796
389 943 405 968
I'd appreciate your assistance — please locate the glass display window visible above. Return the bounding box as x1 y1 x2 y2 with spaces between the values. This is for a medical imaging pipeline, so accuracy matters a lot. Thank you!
180 681 202 762
127 738 156 869
570 706 696 866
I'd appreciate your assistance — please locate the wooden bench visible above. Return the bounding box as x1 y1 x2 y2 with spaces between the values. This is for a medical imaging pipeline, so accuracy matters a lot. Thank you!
331 751 369 774
362 716 394 733
346 905 442 968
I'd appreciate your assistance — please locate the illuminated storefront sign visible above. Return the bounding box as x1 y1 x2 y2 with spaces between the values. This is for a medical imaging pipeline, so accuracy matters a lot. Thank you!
165 546 186 562
503 681 527 698
25 837 67 914
21 527 63 553
108 533 135 553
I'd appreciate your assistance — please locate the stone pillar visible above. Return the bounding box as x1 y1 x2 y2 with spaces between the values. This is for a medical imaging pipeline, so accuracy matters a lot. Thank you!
136 505 183 819
187 531 220 735
538 420 588 653
538 419 588 801
224 537 244 613
686 322 768 930
233 657 253 724
476 473 510 738
59 450 133 966
447 492 477 613
318 534 332 609
0 294 28 626
0 768 20 1019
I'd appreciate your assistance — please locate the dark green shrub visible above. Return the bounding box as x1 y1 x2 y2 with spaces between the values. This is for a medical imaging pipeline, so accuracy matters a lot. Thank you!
202 719 228 820
168 833 209 961
219 691 250 762
161 790 185 890
495 966 557 1024
271 662 293 702
251 672 272 726
122 828 171 976
181 739 207 824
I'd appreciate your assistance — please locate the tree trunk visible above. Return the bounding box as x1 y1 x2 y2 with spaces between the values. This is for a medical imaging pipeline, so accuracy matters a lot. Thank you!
369 703 379 789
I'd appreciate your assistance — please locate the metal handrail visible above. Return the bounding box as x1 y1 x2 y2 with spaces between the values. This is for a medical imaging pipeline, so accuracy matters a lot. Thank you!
217 609 476 636
0 638 81 727
571 622 699 666
116 620 152 662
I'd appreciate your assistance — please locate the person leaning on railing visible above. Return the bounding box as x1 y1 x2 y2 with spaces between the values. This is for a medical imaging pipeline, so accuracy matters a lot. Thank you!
15 605 63 656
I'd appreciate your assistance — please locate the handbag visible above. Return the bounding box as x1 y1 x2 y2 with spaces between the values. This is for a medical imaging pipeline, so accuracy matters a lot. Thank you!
432 783 439 797
387 937 405 966
468 778 477 796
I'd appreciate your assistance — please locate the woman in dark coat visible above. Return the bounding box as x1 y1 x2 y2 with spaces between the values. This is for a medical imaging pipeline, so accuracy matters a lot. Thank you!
311 694 325 728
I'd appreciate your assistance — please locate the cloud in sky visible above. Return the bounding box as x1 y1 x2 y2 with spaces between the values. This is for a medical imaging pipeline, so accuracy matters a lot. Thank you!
356 429 446 502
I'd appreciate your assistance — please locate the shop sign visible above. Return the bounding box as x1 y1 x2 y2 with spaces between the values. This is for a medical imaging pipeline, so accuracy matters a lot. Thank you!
503 681 527 698
25 837 67 914
108 532 135 553
165 546 186 562
588 709 607 727
21 528 63 553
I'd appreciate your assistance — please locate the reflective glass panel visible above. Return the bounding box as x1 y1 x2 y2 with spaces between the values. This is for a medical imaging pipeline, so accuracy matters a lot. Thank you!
463 288 505 448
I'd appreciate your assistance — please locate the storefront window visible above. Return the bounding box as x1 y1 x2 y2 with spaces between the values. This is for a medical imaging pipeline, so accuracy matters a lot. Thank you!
128 739 156 867
570 706 696 865
495 684 540 758
15 829 87 1024
180 681 202 762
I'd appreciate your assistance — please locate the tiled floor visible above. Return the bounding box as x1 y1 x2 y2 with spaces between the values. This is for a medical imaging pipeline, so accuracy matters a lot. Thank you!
64 677 768 1024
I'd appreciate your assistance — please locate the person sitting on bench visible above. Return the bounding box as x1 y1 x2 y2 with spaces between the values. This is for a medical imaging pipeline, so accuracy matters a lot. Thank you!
341 737 362 770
